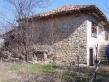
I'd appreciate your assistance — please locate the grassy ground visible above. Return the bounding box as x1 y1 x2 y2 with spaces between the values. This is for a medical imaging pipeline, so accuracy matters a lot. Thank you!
0 62 58 82
0 62 109 82
9 63 57 74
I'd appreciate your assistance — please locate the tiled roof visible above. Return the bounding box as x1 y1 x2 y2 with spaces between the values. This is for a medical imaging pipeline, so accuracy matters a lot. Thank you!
18 5 107 25
28 5 108 26
38 5 87 16
32 5 103 18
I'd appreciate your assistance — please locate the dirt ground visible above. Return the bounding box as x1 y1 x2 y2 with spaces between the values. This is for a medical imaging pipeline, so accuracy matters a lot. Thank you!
0 62 109 82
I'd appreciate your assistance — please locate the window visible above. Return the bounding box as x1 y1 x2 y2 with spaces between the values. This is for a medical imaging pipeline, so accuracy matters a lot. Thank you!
10 35 15 40
4 41 9 47
91 22 97 38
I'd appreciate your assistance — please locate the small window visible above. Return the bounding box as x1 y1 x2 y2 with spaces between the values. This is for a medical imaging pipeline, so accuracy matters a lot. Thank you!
91 22 97 38
4 41 9 47
10 35 15 40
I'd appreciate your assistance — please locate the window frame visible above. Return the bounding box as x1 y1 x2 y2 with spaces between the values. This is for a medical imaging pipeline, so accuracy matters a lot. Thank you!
91 22 97 38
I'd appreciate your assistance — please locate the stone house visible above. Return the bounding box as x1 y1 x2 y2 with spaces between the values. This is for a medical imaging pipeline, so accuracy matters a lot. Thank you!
1 5 109 65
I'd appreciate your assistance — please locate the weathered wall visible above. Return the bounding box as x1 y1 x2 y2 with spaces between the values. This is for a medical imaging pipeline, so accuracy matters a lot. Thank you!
86 15 109 65
2 14 88 64
30 14 88 64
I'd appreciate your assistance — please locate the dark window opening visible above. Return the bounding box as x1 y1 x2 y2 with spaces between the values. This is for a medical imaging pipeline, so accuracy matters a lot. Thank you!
10 35 15 40
33 51 47 61
91 22 97 38
4 41 9 47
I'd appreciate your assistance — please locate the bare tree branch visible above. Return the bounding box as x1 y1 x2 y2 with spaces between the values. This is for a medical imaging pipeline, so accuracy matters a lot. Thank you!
0 0 50 62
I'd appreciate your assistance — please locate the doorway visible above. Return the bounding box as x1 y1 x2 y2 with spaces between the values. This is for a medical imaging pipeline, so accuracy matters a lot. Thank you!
89 48 94 66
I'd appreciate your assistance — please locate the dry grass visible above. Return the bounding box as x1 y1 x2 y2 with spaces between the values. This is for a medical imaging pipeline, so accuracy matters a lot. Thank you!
0 62 57 82
0 62 109 82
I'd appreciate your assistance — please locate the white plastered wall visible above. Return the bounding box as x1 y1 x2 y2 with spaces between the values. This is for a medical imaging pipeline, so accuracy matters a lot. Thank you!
86 20 106 66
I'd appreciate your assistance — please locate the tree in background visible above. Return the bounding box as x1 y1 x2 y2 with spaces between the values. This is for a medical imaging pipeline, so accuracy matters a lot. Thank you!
0 0 50 62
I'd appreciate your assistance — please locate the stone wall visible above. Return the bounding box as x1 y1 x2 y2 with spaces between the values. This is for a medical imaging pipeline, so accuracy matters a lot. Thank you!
31 15 88 64
2 14 88 64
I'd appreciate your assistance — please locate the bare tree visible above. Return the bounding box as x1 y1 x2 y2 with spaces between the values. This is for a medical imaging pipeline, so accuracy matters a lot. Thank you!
0 0 50 62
